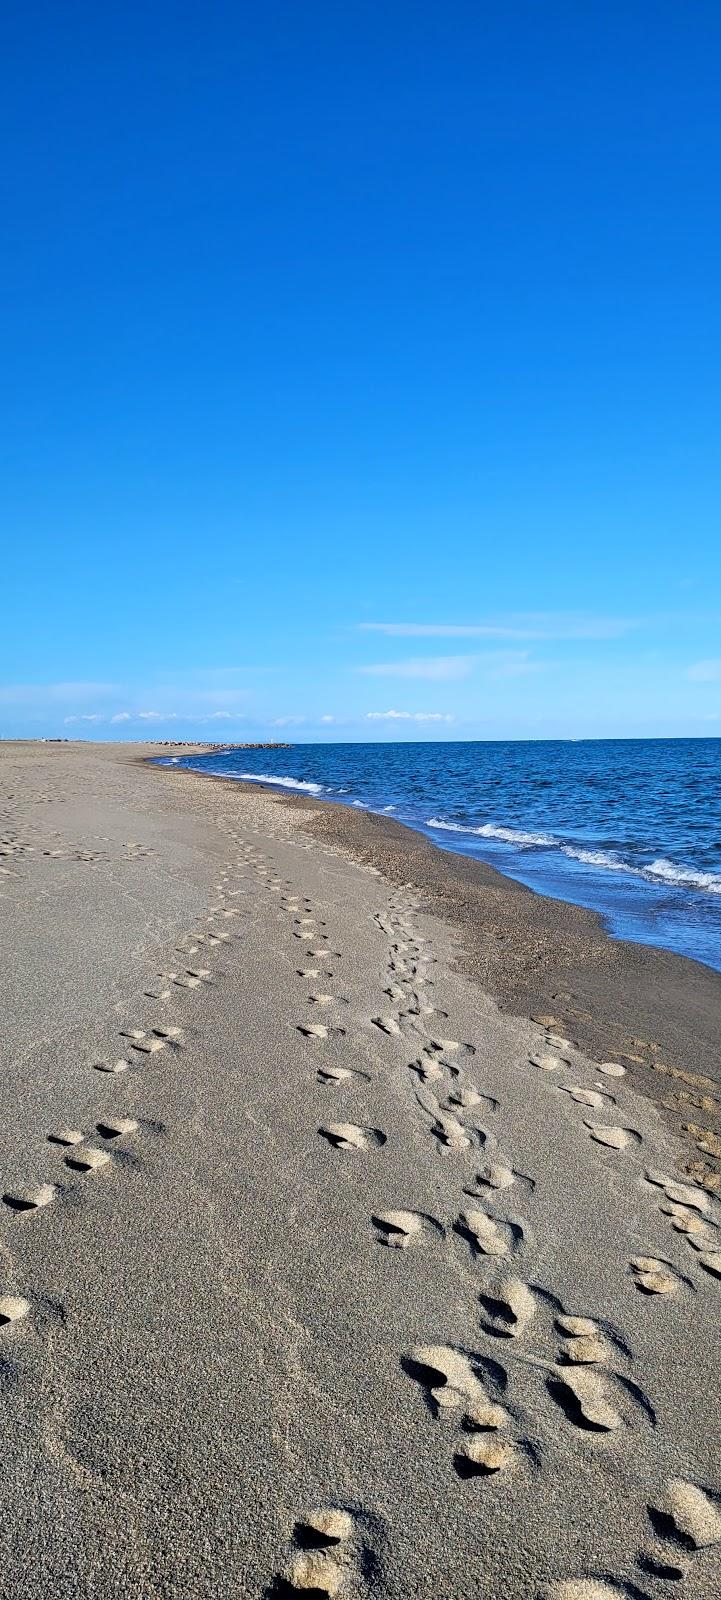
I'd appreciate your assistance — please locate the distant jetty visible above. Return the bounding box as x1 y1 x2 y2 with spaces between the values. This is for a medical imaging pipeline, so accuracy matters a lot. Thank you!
151 740 293 750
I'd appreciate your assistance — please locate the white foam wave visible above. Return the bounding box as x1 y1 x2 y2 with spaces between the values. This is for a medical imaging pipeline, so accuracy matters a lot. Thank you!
645 858 721 894
562 846 627 871
426 818 721 897
427 817 556 848
236 772 323 794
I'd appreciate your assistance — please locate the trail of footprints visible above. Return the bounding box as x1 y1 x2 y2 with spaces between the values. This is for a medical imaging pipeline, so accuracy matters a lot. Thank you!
3 815 720 1595
0 828 257 1441
294 875 721 1593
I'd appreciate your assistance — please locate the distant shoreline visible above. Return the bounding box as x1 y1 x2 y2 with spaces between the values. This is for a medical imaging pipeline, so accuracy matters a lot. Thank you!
153 750 721 1195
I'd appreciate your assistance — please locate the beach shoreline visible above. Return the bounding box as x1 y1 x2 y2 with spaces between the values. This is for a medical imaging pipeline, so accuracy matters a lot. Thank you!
151 756 721 1192
2 739 720 1596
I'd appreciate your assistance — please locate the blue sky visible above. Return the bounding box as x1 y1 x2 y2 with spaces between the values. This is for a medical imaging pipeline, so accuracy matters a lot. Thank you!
2 2 720 741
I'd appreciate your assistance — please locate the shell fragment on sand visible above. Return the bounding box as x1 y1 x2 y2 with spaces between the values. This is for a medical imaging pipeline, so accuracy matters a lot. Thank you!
93 1058 130 1075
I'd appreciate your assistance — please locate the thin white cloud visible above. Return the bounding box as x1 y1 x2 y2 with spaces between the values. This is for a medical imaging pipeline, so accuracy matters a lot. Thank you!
366 710 454 722
110 711 131 723
0 681 118 707
359 655 478 681
320 714 336 723
64 713 104 724
359 615 635 642
270 715 307 726
687 658 721 682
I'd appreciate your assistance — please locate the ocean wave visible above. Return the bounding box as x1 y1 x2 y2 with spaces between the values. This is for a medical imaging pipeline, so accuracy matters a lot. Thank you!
426 817 721 896
644 858 721 894
235 772 324 794
427 817 557 848
562 846 628 871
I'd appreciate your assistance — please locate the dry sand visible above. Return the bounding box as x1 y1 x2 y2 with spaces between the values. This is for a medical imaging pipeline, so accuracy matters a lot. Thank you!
1 741 720 1598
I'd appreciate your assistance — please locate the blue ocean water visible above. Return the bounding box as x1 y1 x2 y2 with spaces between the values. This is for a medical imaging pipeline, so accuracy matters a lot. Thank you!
158 740 721 972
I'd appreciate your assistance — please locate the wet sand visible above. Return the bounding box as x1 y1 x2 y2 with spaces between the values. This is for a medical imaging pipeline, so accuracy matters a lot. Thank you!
1 740 720 1598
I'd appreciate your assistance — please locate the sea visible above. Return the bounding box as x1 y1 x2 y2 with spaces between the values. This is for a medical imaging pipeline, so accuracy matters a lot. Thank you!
157 740 721 973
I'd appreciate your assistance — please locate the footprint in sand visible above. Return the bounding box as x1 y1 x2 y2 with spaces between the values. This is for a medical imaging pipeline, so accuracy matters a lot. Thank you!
297 1023 346 1041
559 1085 615 1110
65 1145 112 1173
629 1255 686 1295
0 1294 31 1327
317 1065 370 1086
583 1122 641 1150
425 1105 473 1152
404 1343 489 1413
278 1506 358 1595
479 1277 536 1338
319 1123 386 1152
457 1207 529 1260
643 1169 721 1268
47 1125 84 1148
424 1037 476 1061
403 1344 525 1477
3 1183 57 1214
372 1209 442 1249
96 1116 138 1139
529 1052 568 1073
465 1155 536 1196
546 1366 624 1432
649 1477 721 1550
416 1087 487 1152
555 1315 610 1366
371 1015 402 1037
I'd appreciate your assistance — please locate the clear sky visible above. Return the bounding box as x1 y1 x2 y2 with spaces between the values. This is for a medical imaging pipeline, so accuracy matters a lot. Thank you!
2 2 720 741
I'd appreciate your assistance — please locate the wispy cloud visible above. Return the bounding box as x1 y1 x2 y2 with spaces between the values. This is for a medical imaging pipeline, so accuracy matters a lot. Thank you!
359 615 635 642
0 681 119 707
64 713 104 724
358 654 478 681
687 658 721 683
366 710 454 722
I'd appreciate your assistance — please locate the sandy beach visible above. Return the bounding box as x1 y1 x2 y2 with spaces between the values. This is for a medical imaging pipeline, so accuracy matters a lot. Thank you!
1 740 720 1598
